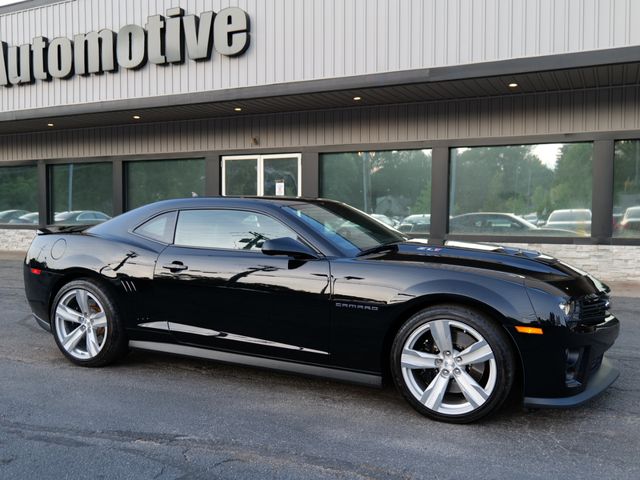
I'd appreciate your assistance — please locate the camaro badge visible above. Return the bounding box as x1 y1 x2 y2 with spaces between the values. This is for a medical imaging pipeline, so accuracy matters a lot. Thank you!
335 302 379 311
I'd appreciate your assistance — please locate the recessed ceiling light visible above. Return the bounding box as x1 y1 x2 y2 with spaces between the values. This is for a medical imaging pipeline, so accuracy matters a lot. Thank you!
47 123 54 127
508 82 518 88
234 107 242 112
353 96 362 101
132 115 141 120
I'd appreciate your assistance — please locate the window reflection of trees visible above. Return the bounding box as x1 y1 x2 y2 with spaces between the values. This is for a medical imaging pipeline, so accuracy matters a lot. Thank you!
320 149 432 223
450 143 593 221
614 141 640 237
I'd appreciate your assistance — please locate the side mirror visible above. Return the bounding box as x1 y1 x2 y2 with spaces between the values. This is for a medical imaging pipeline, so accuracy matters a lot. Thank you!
261 237 318 260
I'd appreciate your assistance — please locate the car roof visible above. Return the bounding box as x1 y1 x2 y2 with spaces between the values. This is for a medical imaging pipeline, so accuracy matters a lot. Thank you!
454 212 516 217
135 196 338 208
549 208 591 213
88 196 349 236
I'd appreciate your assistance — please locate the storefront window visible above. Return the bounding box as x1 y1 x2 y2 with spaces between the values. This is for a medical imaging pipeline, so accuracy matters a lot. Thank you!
320 150 432 235
0 165 39 225
126 158 205 210
449 143 593 237
613 141 640 238
50 163 113 225
224 158 257 195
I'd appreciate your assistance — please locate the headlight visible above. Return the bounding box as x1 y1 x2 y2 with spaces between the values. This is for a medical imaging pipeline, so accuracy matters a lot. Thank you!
559 300 576 317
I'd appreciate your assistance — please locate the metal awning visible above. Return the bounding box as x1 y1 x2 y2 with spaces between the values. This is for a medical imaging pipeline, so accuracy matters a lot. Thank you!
2 47 640 135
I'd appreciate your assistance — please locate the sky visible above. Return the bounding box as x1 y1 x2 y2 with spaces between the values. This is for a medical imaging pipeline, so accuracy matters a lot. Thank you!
532 144 561 169
0 0 22 6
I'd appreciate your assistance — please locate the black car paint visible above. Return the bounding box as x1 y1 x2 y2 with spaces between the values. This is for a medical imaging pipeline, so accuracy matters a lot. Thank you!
23 197 620 406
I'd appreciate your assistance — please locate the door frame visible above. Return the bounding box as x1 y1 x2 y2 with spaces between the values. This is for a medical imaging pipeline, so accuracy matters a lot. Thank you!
221 153 302 196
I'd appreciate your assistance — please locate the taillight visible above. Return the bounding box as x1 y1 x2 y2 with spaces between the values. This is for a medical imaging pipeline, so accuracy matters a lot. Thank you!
30 268 42 275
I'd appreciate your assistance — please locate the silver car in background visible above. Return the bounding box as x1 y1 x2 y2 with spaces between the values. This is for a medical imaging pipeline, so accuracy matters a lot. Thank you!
543 209 592 235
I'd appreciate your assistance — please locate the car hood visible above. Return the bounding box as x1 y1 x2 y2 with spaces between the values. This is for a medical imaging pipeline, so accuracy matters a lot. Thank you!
366 239 608 297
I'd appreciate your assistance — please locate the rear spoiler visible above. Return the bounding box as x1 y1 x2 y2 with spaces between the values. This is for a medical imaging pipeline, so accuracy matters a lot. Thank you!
37 224 93 235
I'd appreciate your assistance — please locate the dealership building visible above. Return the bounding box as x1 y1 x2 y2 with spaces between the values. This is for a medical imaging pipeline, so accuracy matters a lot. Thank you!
1 0 640 280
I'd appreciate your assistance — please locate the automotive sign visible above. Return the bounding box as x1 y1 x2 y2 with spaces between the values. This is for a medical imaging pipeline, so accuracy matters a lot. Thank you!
0 6 250 87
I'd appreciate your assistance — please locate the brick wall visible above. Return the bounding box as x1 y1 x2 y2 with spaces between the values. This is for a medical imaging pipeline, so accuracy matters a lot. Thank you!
503 243 640 282
0 230 36 251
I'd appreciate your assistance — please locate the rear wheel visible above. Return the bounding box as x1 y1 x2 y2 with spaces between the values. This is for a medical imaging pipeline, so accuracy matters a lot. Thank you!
390 305 515 423
51 279 127 367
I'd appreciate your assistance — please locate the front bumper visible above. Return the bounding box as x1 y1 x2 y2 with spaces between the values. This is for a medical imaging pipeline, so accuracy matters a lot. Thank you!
523 357 619 408
512 313 620 405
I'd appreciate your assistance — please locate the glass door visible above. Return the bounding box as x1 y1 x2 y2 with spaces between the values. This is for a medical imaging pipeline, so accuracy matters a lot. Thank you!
222 154 301 196
222 155 259 195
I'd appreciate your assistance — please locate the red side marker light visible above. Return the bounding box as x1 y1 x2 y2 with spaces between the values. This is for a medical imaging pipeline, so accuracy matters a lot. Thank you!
30 268 42 275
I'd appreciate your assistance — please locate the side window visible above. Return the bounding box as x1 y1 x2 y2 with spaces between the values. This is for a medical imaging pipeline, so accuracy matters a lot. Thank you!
174 209 298 250
134 211 177 243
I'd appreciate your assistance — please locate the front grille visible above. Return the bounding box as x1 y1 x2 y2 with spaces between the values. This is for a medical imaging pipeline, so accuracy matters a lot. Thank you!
577 294 609 325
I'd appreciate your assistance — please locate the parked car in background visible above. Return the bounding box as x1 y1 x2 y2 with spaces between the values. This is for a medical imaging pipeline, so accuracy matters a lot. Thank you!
398 214 431 235
521 213 541 226
612 207 625 229
369 213 398 228
618 206 640 233
543 209 592 235
0 209 29 223
449 212 577 236
9 212 39 225
54 211 112 225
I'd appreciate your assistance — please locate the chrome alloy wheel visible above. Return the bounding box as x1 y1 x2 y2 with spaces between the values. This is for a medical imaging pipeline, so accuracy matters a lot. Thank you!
54 288 108 360
400 319 497 415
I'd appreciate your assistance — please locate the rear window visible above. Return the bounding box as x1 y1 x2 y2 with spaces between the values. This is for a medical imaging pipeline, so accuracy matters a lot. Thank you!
625 208 640 220
134 211 177 243
548 210 591 222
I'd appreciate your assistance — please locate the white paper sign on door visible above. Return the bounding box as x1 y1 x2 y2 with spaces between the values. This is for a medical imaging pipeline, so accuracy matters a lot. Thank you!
275 180 285 196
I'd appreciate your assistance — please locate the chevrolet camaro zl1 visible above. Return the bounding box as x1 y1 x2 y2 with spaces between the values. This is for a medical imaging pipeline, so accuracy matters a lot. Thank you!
23 197 620 423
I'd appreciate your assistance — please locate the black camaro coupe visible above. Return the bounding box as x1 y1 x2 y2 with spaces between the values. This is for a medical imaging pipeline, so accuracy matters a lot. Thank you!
24 197 620 423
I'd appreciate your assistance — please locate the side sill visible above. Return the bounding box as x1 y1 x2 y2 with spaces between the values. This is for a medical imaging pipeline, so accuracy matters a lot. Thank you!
129 340 382 387
524 358 619 408
33 313 51 332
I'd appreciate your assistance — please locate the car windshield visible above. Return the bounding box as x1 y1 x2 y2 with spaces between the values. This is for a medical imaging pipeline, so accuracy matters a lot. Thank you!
625 208 640 220
55 212 77 221
285 202 405 255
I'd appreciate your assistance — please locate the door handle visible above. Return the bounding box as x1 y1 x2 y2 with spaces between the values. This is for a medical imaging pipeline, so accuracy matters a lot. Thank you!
162 261 188 272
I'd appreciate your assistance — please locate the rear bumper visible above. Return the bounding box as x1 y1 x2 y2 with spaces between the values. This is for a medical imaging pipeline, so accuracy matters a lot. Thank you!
524 357 619 408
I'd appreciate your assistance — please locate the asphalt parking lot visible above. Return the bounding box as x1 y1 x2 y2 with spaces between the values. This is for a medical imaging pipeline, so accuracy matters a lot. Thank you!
0 253 638 480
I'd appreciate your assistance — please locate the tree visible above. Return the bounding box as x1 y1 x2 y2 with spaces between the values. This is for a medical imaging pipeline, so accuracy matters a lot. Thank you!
549 143 592 210
613 141 640 209
450 145 554 216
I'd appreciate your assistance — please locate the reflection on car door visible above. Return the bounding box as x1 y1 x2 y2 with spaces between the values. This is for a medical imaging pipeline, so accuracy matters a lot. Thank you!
153 209 332 360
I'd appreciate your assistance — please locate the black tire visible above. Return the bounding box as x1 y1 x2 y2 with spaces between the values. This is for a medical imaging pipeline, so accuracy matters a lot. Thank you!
390 304 515 423
51 278 128 367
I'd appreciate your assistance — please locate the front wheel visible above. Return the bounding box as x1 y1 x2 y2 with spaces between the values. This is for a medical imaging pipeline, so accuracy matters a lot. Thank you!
390 305 515 423
51 279 128 367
